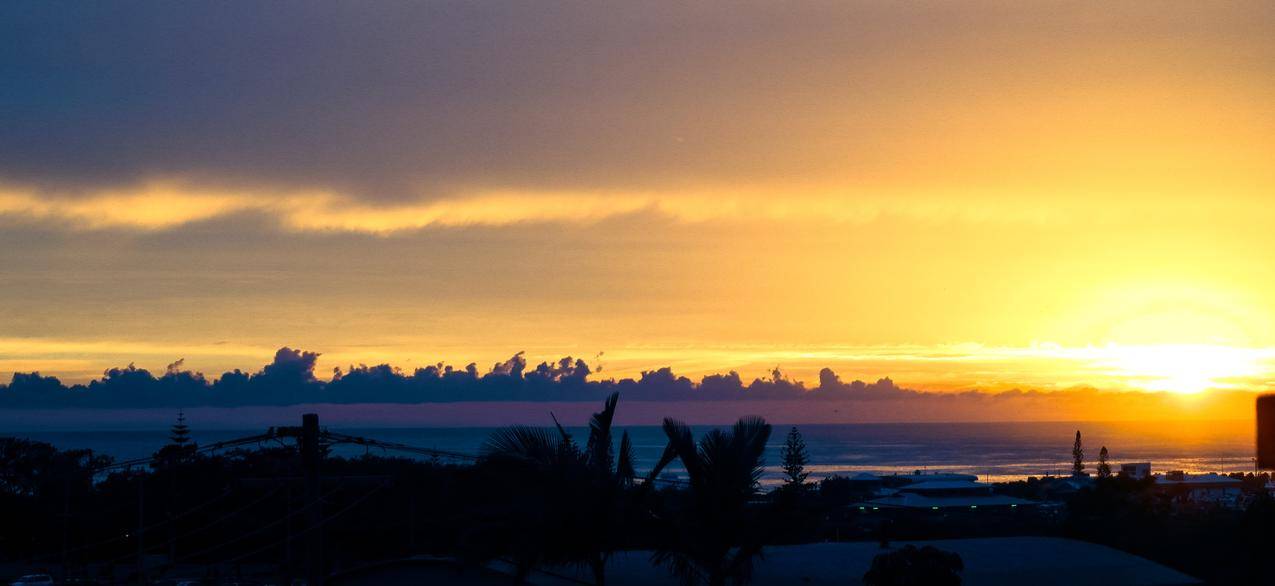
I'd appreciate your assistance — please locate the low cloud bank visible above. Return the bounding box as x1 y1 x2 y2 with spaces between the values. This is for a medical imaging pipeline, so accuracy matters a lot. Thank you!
0 346 920 408
0 347 1259 422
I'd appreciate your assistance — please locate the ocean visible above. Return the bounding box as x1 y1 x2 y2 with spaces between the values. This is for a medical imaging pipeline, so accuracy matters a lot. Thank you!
3 419 1255 484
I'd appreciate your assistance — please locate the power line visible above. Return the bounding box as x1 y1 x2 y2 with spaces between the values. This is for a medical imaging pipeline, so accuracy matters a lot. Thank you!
217 481 389 567
93 432 285 472
170 479 347 564
323 430 686 486
98 482 290 568
26 487 239 563
322 431 478 462
24 417 692 578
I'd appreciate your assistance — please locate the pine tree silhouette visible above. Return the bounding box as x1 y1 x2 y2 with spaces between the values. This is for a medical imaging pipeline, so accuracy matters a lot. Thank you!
781 426 810 489
1071 430 1084 476
154 410 198 469
170 410 191 447
1097 446 1111 478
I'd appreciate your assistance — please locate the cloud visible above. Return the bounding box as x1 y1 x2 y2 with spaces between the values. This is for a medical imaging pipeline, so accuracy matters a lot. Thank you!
0 185 255 230
488 352 527 378
259 347 321 383
0 346 873 407
0 345 1264 426
0 181 1132 234
1 1 1269 234
2 1 1268 230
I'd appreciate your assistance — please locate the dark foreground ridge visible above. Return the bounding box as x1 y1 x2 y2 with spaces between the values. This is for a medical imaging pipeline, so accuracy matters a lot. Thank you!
4 402 1268 585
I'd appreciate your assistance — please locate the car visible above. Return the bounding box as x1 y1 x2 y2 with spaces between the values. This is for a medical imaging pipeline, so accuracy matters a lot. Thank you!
10 575 54 586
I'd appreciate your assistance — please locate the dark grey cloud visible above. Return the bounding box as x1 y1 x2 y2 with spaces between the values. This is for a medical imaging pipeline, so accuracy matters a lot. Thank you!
1 1 860 198
7 1 1255 201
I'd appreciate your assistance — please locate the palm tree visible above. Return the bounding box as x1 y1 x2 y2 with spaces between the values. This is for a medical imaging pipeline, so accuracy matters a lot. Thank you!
645 416 773 586
579 393 637 584
477 393 636 584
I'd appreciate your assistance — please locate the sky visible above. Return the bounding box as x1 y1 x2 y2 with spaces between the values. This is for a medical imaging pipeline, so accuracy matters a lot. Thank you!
2 1 1274 407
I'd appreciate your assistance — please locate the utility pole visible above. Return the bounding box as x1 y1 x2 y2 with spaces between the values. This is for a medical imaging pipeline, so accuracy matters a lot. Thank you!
61 469 70 579
136 473 146 584
408 492 416 552
284 483 295 584
169 457 178 564
301 413 323 586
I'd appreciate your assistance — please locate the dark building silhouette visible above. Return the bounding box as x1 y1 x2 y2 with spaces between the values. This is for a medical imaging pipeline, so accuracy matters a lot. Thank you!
1257 394 1275 469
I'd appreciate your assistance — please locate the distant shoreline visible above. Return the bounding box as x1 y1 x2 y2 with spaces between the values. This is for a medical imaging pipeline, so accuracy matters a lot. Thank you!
6 417 1256 485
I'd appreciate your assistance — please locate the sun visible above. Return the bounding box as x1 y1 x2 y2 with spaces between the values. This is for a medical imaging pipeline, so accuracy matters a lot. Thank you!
1101 344 1264 394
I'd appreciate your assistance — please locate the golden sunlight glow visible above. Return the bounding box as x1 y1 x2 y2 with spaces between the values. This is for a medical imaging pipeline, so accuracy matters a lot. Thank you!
1093 345 1267 395
0 185 255 229
0 184 1120 233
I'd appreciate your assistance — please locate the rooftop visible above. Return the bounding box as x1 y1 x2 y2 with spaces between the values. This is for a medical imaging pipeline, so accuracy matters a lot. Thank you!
901 479 993 492
892 472 980 483
524 537 1200 585
866 492 1033 509
1155 473 1241 486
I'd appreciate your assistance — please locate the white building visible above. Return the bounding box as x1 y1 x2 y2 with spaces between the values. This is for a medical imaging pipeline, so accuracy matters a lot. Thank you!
1155 472 1242 508
1120 462 1151 480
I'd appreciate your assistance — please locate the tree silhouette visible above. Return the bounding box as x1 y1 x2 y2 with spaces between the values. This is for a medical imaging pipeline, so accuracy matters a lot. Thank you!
169 410 191 447
0 438 112 561
780 426 809 491
153 410 198 469
1072 431 1084 476
863 545 963 586
477 393 635 584
646 417 773 586
580 393 638 584
1097 446 1111 478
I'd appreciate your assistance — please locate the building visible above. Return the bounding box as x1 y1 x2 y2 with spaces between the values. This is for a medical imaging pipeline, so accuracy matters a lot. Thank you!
1155 472 1242 508
865 479 1034 510
844 472 892 497
847 471 883 484
889 471 980 484
1121 462 1151 479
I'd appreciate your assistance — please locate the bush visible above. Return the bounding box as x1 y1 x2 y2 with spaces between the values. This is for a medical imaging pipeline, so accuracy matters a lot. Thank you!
862 545 963 586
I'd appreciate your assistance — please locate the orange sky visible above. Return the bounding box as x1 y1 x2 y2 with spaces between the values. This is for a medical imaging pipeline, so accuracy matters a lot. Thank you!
1 2 1273 406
